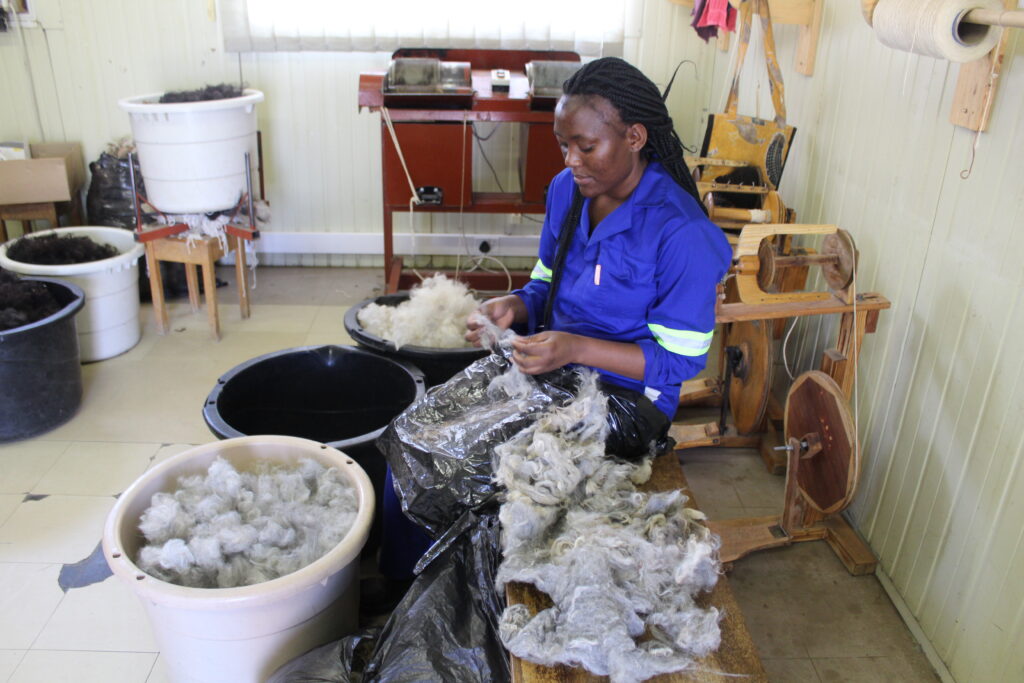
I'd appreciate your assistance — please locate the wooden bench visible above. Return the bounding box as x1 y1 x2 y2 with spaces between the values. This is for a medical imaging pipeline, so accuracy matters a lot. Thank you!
506 453 767 682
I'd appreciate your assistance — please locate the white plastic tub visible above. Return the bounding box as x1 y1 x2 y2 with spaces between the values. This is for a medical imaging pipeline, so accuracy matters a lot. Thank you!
118 89 264 213
103 435 374 683
0 226 145 362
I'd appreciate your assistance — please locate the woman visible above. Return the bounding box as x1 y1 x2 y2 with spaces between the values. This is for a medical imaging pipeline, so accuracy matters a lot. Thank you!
468 57 732 443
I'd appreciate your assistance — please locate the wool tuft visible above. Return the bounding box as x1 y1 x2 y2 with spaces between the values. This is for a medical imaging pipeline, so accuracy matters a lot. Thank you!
357 274 480 349
493 369 722 682
135 457 359 588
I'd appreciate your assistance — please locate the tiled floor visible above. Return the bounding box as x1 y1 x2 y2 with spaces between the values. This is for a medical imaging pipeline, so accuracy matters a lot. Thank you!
0 266 938 682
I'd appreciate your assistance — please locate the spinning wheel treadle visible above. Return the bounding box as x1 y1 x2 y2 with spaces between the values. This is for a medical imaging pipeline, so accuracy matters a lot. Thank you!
784 371 858 514
724 320 773 435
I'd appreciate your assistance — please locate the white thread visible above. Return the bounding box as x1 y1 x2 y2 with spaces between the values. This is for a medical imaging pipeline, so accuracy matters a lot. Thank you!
873 0 1003 62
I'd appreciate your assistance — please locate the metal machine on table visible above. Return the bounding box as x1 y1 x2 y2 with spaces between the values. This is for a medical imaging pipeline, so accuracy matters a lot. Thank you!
672 222 890 574
358 49 583 293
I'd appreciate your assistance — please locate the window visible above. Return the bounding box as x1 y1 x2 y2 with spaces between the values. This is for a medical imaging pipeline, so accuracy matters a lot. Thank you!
219 0 630 56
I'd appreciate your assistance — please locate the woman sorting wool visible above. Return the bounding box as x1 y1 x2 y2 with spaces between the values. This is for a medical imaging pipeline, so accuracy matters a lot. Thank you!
467 56 732 451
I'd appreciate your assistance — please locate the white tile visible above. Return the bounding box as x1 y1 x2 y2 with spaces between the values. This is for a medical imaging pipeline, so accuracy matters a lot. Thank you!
0 494 22 526
0 441 70 494
42 357 225 445
34 576 157 652
0 563 64 649
149 443 198 469
0 650 26 680
10 650 155 683
32 442 160 496
220 303 320 334
0 495 114 564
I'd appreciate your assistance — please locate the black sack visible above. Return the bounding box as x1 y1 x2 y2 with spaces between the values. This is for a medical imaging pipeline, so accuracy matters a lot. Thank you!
270 511 509 683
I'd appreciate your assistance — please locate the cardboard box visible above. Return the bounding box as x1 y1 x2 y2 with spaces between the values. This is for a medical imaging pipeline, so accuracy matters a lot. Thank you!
0 143 85 205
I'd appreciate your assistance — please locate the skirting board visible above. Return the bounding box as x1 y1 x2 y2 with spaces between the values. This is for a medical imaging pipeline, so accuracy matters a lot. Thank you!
874 567 956 683
240 231 540 257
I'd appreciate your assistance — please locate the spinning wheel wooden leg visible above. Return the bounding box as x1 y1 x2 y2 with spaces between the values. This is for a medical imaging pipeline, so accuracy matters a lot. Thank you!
144 242 169 335
184 265 201 312
234 236 251 319
201 248 220 340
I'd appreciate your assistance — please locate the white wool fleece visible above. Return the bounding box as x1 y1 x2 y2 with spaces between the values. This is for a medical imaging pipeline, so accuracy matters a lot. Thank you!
357 274 480 349
135 457 359 588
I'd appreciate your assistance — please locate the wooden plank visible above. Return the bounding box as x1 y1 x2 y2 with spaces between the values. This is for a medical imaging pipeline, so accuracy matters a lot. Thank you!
678 377 723 406
823 516 878 576
950 0 1015 132
716 292 891 323
734 224 837 259
507 454 767 682
794 0 823 76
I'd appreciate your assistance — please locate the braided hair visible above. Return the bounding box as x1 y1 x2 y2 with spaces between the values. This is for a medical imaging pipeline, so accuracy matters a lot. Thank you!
541 57 704 330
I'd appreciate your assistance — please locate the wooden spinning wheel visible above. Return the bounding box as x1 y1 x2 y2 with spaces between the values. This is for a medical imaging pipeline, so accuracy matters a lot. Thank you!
708 369 874 575
784 371 858 515
723 320 773 435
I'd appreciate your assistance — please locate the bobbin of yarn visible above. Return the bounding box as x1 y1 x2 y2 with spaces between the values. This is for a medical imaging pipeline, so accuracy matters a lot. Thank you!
869 0 1003 62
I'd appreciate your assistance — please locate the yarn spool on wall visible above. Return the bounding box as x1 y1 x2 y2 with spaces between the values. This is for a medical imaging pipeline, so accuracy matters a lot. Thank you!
863 0 1009 62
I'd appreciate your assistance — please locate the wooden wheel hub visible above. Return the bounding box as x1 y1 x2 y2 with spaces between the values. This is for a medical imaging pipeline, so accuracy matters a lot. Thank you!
820 229 857 292
724 320 773 435
784 371 858 514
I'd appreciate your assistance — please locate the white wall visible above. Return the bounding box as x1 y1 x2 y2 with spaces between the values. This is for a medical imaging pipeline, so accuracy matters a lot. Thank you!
709 3 1023 681
2 1 1022 679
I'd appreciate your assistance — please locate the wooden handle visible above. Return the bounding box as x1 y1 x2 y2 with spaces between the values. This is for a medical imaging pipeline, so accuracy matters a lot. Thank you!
725 0 788 125
725 0 755 115
756 0 787 124
965 8 1024 28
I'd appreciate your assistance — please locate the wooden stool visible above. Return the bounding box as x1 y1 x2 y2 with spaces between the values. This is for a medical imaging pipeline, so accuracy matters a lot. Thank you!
0 196 84 242
144 234 251 340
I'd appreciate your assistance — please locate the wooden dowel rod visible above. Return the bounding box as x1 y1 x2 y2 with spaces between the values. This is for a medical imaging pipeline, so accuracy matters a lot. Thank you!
964 8 1024 29
774 253 838 268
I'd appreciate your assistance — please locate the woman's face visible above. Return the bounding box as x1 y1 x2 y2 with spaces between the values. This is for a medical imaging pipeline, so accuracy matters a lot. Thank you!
553 94 647 200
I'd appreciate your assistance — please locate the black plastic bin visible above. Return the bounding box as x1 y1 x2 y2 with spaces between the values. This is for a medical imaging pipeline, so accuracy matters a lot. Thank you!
0 278 85 443
203 345 426 547
344 293 488 387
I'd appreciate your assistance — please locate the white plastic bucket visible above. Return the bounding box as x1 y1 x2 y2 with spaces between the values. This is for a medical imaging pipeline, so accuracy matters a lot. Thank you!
118 89 264 213
103 435 374 683
0 226 146 362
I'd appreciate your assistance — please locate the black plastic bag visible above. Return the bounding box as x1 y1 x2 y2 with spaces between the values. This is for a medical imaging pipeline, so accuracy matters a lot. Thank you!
86 152 146 229
271 511 508 683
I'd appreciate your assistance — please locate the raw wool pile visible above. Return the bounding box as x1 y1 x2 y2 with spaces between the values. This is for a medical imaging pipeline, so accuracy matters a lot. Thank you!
493 370 723 683
135 457 359 588
158 83 244 103
357 274 480 349
0 268 61 331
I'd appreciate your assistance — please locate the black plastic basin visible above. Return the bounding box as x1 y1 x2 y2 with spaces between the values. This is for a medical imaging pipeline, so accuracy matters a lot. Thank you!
0 277 85 443
344 293 487 387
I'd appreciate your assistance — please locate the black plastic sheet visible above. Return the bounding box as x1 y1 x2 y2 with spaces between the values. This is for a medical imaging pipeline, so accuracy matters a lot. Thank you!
272 511 507 683
377 352 575 538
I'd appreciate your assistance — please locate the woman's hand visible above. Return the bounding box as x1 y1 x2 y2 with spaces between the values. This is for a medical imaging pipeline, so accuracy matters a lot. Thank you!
510 331 579 375
465 295 526 346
